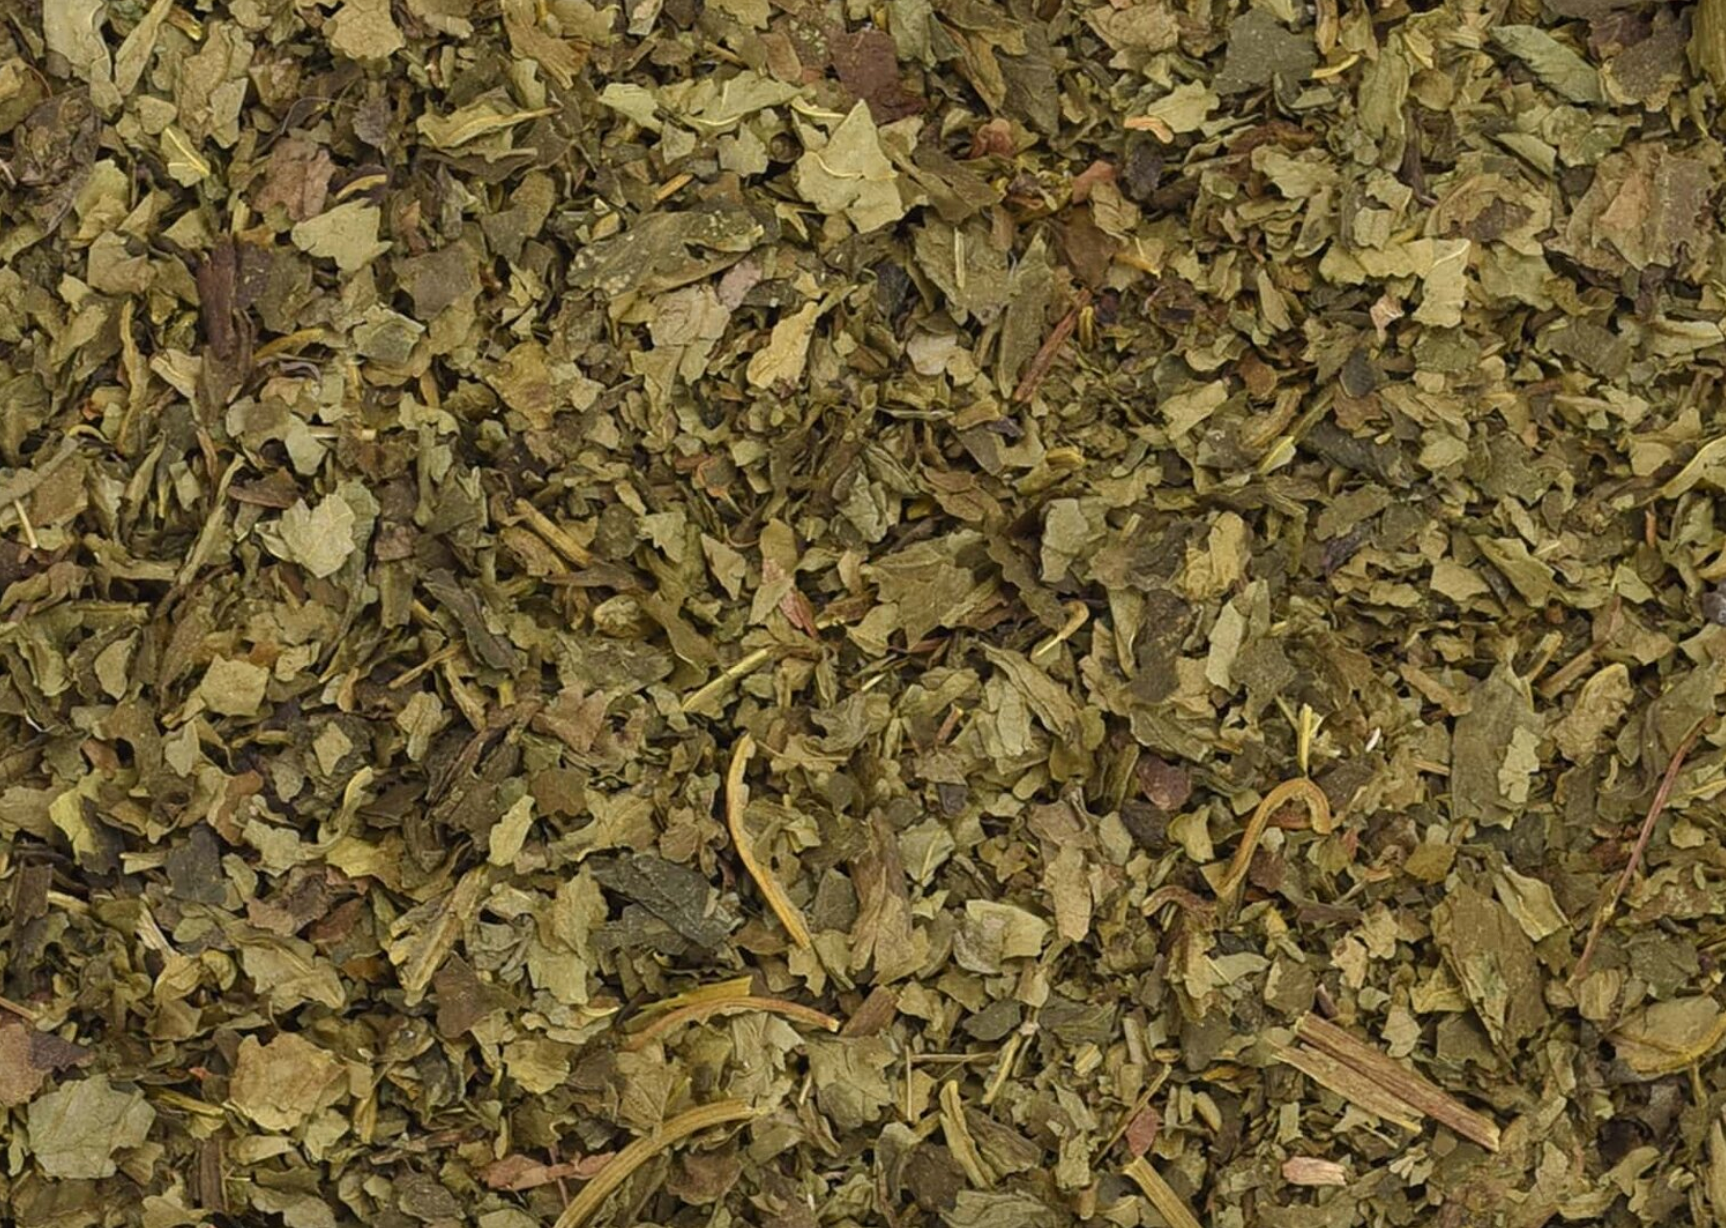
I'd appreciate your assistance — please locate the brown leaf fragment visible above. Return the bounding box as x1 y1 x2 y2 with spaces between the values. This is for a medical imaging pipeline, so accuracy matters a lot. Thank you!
483 1152 614 1191
398 242 481 318
1602 12 1688 106
841 986 900 1037
196 236 252 407
433 955 506 1038
533 685 612 756
1123 1103 1161 1158
1137 756 1193 810
254 137 336 223
831 29 924 123
1560 144 1711 273
0 1020 91 1108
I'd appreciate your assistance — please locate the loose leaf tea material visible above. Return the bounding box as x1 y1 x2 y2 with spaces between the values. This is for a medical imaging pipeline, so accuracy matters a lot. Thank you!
26 1076 156 1180
228 1033 345 1132
6 0 1726 1223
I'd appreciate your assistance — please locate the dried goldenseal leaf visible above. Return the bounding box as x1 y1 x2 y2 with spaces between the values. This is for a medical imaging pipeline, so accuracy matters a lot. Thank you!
27 1075 155 1180
12 0 1726 1223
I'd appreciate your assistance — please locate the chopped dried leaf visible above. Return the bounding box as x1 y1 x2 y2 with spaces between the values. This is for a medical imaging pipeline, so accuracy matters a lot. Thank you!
27 1075 155 1180
6 0 1726 1223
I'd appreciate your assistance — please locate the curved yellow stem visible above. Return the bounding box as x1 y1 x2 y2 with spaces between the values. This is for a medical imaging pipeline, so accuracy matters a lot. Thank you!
726 734 813 949
1214 778 1333 911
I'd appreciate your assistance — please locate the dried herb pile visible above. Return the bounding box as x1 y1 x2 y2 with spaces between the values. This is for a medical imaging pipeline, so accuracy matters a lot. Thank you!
5 0 1726 1224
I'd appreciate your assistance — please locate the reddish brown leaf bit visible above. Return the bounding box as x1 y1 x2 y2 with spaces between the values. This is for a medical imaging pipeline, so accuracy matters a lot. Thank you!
830 29 924 124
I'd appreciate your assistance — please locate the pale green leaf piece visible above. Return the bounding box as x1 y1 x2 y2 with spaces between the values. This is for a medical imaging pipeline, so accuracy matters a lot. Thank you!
328 0 405 61
290 201 390 272
44 0 114 98
199 656 270 717
795 102 907 234
28 1076 156 1179
746 300 822 389
268 496 358 579
489 795 537 865
1138 82 1219 134
597 83 663 132
229 1034 344 1132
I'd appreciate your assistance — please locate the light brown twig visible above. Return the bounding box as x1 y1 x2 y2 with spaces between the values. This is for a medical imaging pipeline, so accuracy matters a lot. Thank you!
1294 1014 1501 1151
1013 290 1091 404
1215 779 1333 912
1573 719 1707 984
1123 1156 1203 1228
0 994 40 1022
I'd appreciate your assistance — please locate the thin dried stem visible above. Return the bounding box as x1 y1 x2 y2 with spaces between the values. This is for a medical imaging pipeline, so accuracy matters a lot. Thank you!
1573 719 1707 983
725 734 813 949
1294 1014 1500 1151
1122 1156 1203 1228
514 498 595 568
682 615 843 715
0 994 40 1022
681 646 774 715
633 976 754 1016
1283 1156 1347 1187
622 996 840 1051
551 1100 756 1228
1030 601 1090 663
1215 778 1333 911
1013 290 1091 404
939 1081 994 1188
1271 1042 1422 1134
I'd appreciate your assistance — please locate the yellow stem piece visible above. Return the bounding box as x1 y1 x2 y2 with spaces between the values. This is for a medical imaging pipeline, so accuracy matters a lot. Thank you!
1123 1156 1204 1228
726 734 813 949
552 1100 756 1228
622 996 840 1051
1214 778 1333 911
